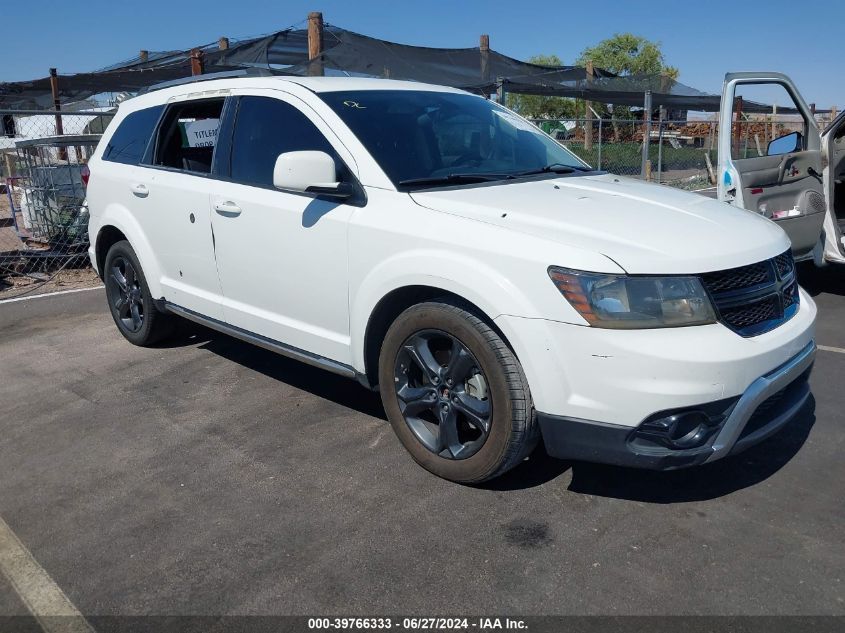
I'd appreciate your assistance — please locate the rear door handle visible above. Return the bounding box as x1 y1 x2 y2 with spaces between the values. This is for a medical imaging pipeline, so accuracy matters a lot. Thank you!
214 201 242 216
130 183 149 198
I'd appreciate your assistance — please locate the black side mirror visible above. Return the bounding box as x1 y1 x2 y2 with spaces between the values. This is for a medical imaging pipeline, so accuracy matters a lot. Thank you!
767 131 802 156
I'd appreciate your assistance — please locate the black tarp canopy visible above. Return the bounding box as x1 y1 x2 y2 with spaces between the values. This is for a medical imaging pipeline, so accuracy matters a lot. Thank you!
0 25 789 113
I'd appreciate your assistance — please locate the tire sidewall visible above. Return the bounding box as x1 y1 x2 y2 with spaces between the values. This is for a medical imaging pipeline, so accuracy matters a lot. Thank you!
379 303 517 483
104 241 158 346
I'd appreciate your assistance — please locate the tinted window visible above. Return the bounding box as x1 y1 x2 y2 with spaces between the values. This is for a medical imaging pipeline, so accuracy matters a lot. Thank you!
102 105 163 165
230 96 336 188
319 90 586 188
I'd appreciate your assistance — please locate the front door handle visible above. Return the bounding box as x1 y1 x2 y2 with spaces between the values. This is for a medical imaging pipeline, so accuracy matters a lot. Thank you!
130 183 149 198
214 201 242 216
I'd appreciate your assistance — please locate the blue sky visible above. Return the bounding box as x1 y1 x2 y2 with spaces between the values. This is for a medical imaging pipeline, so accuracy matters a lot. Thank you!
4 0 842 108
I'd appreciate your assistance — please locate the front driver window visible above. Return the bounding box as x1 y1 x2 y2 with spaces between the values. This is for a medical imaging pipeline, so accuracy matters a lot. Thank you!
230 96 339 188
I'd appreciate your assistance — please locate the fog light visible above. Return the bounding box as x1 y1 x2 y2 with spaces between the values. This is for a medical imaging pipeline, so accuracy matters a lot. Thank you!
636 411 716 450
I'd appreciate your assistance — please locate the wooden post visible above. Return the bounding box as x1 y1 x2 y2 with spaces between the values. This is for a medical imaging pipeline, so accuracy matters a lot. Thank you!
190 48 204 75
733 96 743 158
139 50 149 63
584 60 594 151
480 34 490 88
771 103 777 142
218 37 229 50
49 68 67 160
308 11 324 76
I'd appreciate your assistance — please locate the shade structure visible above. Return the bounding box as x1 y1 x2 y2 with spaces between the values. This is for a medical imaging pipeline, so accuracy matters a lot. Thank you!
0 25 797 114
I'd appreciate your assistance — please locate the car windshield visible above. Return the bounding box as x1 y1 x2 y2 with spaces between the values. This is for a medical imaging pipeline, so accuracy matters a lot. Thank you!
319 90 591 189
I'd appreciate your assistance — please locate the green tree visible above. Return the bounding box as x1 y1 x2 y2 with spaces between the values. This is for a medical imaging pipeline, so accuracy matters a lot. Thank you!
576 34 678 140
506 54 578 121
576 34 678 78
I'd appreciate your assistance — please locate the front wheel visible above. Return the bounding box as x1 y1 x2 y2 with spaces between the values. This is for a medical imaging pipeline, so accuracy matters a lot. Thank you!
378 300 539 483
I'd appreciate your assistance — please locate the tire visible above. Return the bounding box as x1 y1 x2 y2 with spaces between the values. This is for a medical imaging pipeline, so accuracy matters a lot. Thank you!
378 299 539 483
103 240 173 346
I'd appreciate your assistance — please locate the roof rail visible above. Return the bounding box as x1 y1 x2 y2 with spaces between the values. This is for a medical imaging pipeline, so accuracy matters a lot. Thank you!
142 68 276 94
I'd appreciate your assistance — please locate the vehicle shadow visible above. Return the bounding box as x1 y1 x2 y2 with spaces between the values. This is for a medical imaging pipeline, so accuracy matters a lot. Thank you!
485 397 816 502
155 319 387 420
797 262 845 297
156 320 816 503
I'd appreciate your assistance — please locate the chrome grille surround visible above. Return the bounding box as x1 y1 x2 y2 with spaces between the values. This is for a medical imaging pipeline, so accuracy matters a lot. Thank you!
700 250 799 337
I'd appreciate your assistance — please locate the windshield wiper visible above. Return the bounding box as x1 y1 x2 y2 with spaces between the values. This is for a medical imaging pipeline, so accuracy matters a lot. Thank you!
398 173 514 188
514 163 591 177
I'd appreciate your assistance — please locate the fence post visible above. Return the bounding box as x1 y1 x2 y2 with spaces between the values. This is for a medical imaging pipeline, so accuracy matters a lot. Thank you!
49 68 67 161
308 11 324 76
190 48 204 75
657 119 664 184
640 91 652 179
597 115 602 170
584 61 594 151
480 34 490 86
496 77 506 105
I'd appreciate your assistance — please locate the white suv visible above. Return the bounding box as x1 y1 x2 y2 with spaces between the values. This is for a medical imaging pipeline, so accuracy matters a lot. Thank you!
86 75 817 483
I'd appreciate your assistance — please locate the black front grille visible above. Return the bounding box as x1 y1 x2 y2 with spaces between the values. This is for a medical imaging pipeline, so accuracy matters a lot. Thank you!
701 261 772 294
774 252 794 278
720 296 779 330
700 250 798 337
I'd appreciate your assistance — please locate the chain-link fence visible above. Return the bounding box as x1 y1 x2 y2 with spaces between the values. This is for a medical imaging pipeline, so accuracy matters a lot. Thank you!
531 113 832 191
1 109 114 294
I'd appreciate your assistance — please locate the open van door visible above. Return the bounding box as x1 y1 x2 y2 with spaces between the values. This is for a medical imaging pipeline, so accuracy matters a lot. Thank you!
718 72 826 262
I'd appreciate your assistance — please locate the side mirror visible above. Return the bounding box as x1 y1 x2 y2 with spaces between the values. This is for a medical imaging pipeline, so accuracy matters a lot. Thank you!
273 150 353 199
767 131 802 156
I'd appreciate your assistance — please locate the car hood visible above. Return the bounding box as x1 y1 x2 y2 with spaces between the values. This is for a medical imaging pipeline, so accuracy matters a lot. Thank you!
409 173 790 274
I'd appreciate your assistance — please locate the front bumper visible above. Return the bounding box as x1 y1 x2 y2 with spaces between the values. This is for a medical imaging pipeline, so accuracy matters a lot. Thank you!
537 340 815 469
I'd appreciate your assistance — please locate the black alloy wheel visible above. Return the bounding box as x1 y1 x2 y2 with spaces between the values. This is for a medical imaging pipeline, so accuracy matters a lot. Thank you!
107 256 145 333
394 329 492 460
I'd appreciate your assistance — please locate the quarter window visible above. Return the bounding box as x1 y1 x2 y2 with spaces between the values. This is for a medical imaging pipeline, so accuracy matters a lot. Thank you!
102 105 163 165
229 96 338 188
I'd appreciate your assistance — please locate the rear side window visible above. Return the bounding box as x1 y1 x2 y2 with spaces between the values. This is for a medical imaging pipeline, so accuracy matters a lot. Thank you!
102 105 163 165
229 96 337 188
152 98 225 174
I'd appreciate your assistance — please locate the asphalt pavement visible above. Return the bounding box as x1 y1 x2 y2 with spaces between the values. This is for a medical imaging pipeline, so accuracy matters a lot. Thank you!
0 266 843 617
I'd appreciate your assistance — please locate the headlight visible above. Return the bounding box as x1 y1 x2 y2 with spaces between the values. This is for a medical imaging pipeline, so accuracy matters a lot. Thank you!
548 267 717 329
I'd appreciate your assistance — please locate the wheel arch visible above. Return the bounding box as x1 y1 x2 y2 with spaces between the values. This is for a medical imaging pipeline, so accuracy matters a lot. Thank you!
359 284 522 390
93 204 164 298
94 225 128 277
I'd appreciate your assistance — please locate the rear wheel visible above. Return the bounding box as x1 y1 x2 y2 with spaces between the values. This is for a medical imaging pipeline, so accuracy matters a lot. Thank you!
379 300 538 483
104 240 173 346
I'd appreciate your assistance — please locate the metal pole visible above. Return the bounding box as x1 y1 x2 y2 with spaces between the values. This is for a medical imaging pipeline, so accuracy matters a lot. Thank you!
496 77 506 105
640 91 652 179
597 116 603 170
657 120 664 183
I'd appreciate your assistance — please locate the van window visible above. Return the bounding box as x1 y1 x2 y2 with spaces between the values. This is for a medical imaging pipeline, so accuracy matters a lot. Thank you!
102 105 163 165
229 96 337 188
731 84 807 160
152 99 224 174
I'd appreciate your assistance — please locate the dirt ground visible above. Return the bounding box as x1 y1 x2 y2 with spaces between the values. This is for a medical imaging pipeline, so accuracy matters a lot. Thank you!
0 194 102 300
